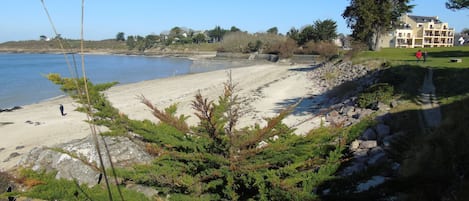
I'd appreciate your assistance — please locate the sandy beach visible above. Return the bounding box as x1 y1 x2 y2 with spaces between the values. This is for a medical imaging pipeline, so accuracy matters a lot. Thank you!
0 62 324 171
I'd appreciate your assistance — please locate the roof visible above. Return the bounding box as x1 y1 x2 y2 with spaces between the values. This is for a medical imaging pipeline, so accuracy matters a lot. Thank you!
407 15 442 24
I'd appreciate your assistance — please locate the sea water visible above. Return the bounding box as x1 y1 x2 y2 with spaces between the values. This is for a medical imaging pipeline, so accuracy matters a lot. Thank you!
0 53 231 108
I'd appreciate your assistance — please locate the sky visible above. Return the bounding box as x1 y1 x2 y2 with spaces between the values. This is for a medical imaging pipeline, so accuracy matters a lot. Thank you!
0 0 467 43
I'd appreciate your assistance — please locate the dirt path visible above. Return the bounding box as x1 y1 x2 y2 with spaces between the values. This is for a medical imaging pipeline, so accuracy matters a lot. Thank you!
419 68 442 128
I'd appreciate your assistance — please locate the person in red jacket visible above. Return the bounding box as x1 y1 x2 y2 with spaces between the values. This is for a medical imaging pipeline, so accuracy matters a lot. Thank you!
416 49 422 63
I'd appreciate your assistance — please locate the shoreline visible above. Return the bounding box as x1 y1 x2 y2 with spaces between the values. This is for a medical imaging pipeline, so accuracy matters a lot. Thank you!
0 48 217 59
0 61 323 171
0 51 272 110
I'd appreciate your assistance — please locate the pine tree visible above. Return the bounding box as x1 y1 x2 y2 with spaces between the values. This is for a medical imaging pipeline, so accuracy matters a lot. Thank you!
342 0 413 50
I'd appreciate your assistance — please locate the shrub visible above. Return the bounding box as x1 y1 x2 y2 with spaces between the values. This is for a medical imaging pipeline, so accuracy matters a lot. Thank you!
220 32 287 54
305 41 339 61
357 83 394 108
264 38 298 58
45 73 374 200
220 32 256 53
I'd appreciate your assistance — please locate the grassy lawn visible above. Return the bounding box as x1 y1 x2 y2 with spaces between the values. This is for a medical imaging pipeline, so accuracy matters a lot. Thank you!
356 46 469 103
356 46 469 68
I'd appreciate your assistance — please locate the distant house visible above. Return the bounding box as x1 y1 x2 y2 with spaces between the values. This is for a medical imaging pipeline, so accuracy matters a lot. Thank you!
379 14 454 48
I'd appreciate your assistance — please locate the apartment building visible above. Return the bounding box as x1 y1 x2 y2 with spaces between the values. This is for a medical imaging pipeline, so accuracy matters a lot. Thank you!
380 14 455 48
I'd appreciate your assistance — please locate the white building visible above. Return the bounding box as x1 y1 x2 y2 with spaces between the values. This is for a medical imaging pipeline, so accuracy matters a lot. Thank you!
380 14 454 48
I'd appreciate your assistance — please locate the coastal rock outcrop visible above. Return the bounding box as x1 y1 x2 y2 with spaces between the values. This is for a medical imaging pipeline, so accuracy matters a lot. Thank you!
17 135 151 186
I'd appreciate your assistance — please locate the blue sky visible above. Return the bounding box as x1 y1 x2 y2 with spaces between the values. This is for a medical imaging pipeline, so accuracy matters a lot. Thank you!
0 0 467 42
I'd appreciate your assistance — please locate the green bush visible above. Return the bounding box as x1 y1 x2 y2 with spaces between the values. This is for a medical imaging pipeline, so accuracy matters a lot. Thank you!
358 83 394 108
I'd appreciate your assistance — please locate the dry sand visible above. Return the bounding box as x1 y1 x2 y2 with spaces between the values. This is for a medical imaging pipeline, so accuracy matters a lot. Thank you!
0 62 325 171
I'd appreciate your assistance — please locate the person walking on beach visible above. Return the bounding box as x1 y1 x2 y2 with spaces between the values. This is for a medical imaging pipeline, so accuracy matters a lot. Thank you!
416 49 422 63
423 51 428 62
59 104 65 116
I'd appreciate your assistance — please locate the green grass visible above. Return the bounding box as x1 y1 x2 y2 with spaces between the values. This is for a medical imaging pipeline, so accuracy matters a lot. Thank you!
15 169 150 201
356 46 469 68
356 46 469 103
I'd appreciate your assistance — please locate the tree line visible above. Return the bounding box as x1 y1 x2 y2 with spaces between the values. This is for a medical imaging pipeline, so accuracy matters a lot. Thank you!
118 0 467 54
116 19 343 60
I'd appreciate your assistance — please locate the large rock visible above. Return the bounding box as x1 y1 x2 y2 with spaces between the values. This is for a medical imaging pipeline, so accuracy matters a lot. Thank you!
350 140 361 151
375 123 391 140
367 147 387 166
361 128 377 140
340 162 367 176
359 140 378 149
18 135 152 186
355 176 388 193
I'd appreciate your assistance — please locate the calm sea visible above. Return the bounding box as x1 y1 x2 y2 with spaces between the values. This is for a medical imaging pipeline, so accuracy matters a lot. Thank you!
0 53 231 108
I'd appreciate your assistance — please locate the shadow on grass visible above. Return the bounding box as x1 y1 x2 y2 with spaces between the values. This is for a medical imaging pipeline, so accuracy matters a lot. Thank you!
427 50 468 58
432 67 469 100
317 97 469 201
265 60 469 200
403 50 468 58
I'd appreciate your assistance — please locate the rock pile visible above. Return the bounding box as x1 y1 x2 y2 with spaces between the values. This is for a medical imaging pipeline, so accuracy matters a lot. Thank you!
309 60 405 194
339 114 404 193
324 98 374 127
306 61 385 127
308 61 379 94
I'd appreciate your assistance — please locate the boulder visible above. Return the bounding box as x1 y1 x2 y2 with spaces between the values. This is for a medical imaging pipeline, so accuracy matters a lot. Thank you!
344 106 356 117
375 113 392 123
340 162 367 176
350 140 361 151
18 136 152 186
361 128 377 140
355 176 387 193
375 123 391 140
382 135 394 147
359 140 378 149
367 147 387 166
